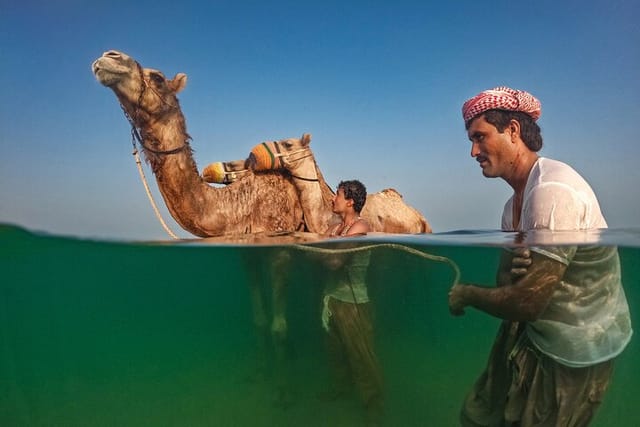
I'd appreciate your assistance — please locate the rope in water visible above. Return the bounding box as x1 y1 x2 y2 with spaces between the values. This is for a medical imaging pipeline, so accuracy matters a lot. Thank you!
292 243 460 286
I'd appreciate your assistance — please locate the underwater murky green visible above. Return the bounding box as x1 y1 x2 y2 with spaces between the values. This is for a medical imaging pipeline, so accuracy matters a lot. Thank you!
1 225 638 426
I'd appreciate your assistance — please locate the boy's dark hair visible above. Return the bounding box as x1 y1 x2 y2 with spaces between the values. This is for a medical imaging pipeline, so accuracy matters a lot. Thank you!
338 180 367 213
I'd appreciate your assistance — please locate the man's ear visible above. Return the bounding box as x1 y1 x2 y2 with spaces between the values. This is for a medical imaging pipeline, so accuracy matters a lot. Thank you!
509 119 521 141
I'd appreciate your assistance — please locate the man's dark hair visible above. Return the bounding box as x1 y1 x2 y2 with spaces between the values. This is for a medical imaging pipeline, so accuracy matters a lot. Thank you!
466 109 543 152
338 180 367 213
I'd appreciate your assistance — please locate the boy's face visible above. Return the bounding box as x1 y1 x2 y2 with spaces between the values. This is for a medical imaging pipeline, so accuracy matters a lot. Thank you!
332 187 352 214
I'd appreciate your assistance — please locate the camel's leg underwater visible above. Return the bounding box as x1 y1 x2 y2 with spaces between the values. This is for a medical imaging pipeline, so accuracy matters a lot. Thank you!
243 249 293 407
270 249 293 408
246 259 270 382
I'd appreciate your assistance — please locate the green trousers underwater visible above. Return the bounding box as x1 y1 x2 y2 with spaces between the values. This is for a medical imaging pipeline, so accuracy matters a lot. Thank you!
324 297 384 422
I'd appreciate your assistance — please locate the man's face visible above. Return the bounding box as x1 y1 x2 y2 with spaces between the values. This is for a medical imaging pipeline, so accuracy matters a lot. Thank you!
332 187 351 214
466 115 514 178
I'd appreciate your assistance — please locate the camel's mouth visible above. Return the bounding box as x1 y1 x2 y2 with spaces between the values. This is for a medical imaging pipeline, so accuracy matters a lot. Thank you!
92 60 124 86
92 50 132 86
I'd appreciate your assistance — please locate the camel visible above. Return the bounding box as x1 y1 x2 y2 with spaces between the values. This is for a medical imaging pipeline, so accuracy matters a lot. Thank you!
92 49 430 405
204 134 432 235
92 50 428 237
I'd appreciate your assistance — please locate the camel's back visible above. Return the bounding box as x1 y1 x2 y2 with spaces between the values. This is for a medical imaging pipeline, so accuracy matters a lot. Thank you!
363 189 431 234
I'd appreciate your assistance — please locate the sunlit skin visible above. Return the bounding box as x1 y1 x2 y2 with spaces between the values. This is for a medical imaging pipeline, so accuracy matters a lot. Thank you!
321 187 371 270
448 249 565 320
329 188 370 236
331 188 350 215
467 114 539 229
448 113 565 320
468 115 516 179
467 115 540 185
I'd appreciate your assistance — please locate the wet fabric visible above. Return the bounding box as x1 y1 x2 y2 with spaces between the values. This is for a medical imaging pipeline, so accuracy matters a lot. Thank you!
321 248 383 423
502 158 607 232
461 322 614 427
324 250 371 303
325 298 384 419
322 250 371 331
525 245 631 367
501 157 632 366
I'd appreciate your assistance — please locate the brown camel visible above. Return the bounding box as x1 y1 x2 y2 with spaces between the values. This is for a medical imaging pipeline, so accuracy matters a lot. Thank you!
92 49 430 405
91 50 428 237
235 134 432 234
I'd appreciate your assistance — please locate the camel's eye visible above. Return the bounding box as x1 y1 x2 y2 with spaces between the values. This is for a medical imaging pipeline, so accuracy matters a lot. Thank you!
149 72 165 84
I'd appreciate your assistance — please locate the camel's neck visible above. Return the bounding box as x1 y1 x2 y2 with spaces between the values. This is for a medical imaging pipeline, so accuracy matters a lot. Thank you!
138 113 192 172
135 111 213 237
288 160 337 233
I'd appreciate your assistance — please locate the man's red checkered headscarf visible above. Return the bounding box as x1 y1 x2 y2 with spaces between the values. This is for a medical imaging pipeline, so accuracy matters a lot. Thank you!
462 86 541 123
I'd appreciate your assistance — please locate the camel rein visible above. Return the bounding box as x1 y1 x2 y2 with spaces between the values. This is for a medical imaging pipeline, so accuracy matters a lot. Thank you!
292 243 461 286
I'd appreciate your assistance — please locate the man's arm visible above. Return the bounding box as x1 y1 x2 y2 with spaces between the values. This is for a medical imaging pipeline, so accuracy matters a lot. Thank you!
448 249 566 321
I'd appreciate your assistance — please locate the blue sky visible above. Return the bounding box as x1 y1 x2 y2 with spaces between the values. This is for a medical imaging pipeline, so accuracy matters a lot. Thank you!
1 0 638 240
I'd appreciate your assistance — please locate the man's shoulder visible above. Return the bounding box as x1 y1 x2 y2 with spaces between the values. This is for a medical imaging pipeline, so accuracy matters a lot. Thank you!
533 157 587 187
523 157 606 230
347 219 370 235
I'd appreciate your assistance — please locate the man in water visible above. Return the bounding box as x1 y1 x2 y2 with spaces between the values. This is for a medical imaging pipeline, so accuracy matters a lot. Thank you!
448 87 632 426
321 179 384 426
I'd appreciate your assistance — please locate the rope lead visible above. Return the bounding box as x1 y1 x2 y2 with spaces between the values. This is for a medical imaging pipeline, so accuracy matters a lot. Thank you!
132 148 180 240
291 243 461 286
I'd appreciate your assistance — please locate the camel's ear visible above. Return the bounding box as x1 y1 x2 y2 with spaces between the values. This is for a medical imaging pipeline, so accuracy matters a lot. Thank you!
301 133 312 147
168 73 187 93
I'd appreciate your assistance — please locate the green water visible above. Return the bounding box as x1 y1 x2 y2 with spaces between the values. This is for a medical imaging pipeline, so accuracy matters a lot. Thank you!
1 224 638 426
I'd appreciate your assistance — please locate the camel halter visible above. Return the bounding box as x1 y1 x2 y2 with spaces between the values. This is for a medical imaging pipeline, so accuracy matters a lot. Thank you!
284 147 320 182
129 62 190 156
250 140 319 182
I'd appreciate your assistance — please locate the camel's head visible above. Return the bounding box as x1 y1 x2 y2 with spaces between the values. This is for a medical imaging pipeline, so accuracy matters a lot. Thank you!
274 133 312 154
92 50 187 124
248 133 313 172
